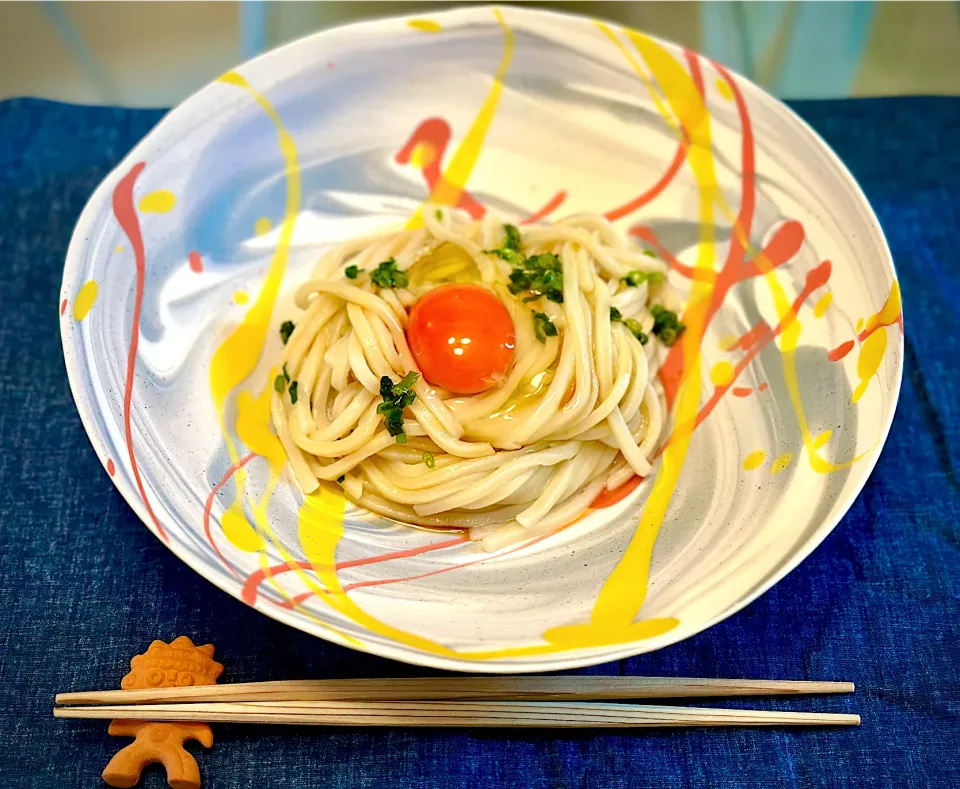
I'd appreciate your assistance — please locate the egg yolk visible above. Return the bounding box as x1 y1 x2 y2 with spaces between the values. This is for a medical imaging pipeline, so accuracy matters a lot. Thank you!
407 284 516 395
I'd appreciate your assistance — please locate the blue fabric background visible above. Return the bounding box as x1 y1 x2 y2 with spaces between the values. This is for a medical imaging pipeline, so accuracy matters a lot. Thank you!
0 97 957 788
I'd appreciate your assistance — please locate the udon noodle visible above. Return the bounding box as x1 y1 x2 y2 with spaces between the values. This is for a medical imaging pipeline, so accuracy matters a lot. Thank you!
271 208 682 551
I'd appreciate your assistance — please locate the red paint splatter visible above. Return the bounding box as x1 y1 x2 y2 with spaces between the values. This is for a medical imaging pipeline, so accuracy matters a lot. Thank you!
687 48 706 96
520 190 567 224
828 340 855 362
758 382 769 392
605 137 688 223
585 59 826 514
112 162 168 542
658 56 763 409
732 387 752 397
737 321 771 352
107 458 116 476
60 298 67 316
590 474 643 509
188 250 203 273
276 528 559 610
202 452 256 580
326 62 334 69
394 98 696 230
858 312 903 342
396 118 486 219
241 532 468 606
630 225 711 282
743 221 805 277
685 260 832 435
601 51 699 224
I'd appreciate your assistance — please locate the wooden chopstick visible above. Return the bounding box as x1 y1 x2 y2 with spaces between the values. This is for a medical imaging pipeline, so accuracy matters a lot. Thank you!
53 700 860 728
55 676 854 706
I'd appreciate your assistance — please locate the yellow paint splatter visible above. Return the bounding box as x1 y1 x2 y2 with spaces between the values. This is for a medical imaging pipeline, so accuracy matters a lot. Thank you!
254 216 272 236
771 453 793 475
856 317 864 333
234 291 249 305
853 329 887 403
221 505 263 552
138 189 176 214
813 292 832 318
575 27 715 645
210 72 300 589
718 334 740 351
72 280 98 321
406 8 514 228
812 431 832 450
408 19 441 33
409 143 436 169
597 24 682 140
710 361 735 387
716 78 734 100
743 450 766 470
747 197 876 473
115 245 124 253
236 379 287 473
849 280 900 404
210 72 299 422
862 280 901 336
210 74 364 640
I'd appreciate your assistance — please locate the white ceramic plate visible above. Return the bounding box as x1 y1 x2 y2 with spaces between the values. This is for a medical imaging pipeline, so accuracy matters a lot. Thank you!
60 6 902 671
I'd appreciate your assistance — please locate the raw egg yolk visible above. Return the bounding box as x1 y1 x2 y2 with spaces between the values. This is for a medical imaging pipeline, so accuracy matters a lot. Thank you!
407 284 516 395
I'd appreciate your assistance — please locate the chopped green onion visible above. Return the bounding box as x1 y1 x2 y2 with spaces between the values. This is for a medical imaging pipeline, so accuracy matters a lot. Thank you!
345 264 360 279
622 270 648 287
506 252 564 303
531 253 562 271
503 223 522 251
435 208 443 220
378 373 419 443
423 452 435 469
336 475 345 484
274 375 285 393
532 311 558 343
651 305 685 346
370 257 407 289
643 249 657 258
648 271 665 285
288 380 299 404
279 320 295 344
380 376 394 400
485 223 525 264
392 371 420 396
610 306 623 322
282 363 290 383
509 268 530 290
623 318 649 345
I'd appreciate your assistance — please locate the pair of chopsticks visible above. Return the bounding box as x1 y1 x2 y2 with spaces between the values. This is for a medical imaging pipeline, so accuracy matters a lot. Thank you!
55 676 859 728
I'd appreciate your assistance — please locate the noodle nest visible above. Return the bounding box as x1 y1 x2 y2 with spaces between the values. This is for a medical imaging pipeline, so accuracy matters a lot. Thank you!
271 208 683 551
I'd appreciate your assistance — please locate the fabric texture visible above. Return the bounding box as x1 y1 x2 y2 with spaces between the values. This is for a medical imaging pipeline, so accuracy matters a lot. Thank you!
0 97 957 789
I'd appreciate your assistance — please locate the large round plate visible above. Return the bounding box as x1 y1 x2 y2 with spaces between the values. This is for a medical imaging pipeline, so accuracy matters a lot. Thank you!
60 6 903 671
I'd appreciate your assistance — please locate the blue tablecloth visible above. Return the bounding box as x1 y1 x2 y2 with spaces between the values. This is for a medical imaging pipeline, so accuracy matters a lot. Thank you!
0 96 957 789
